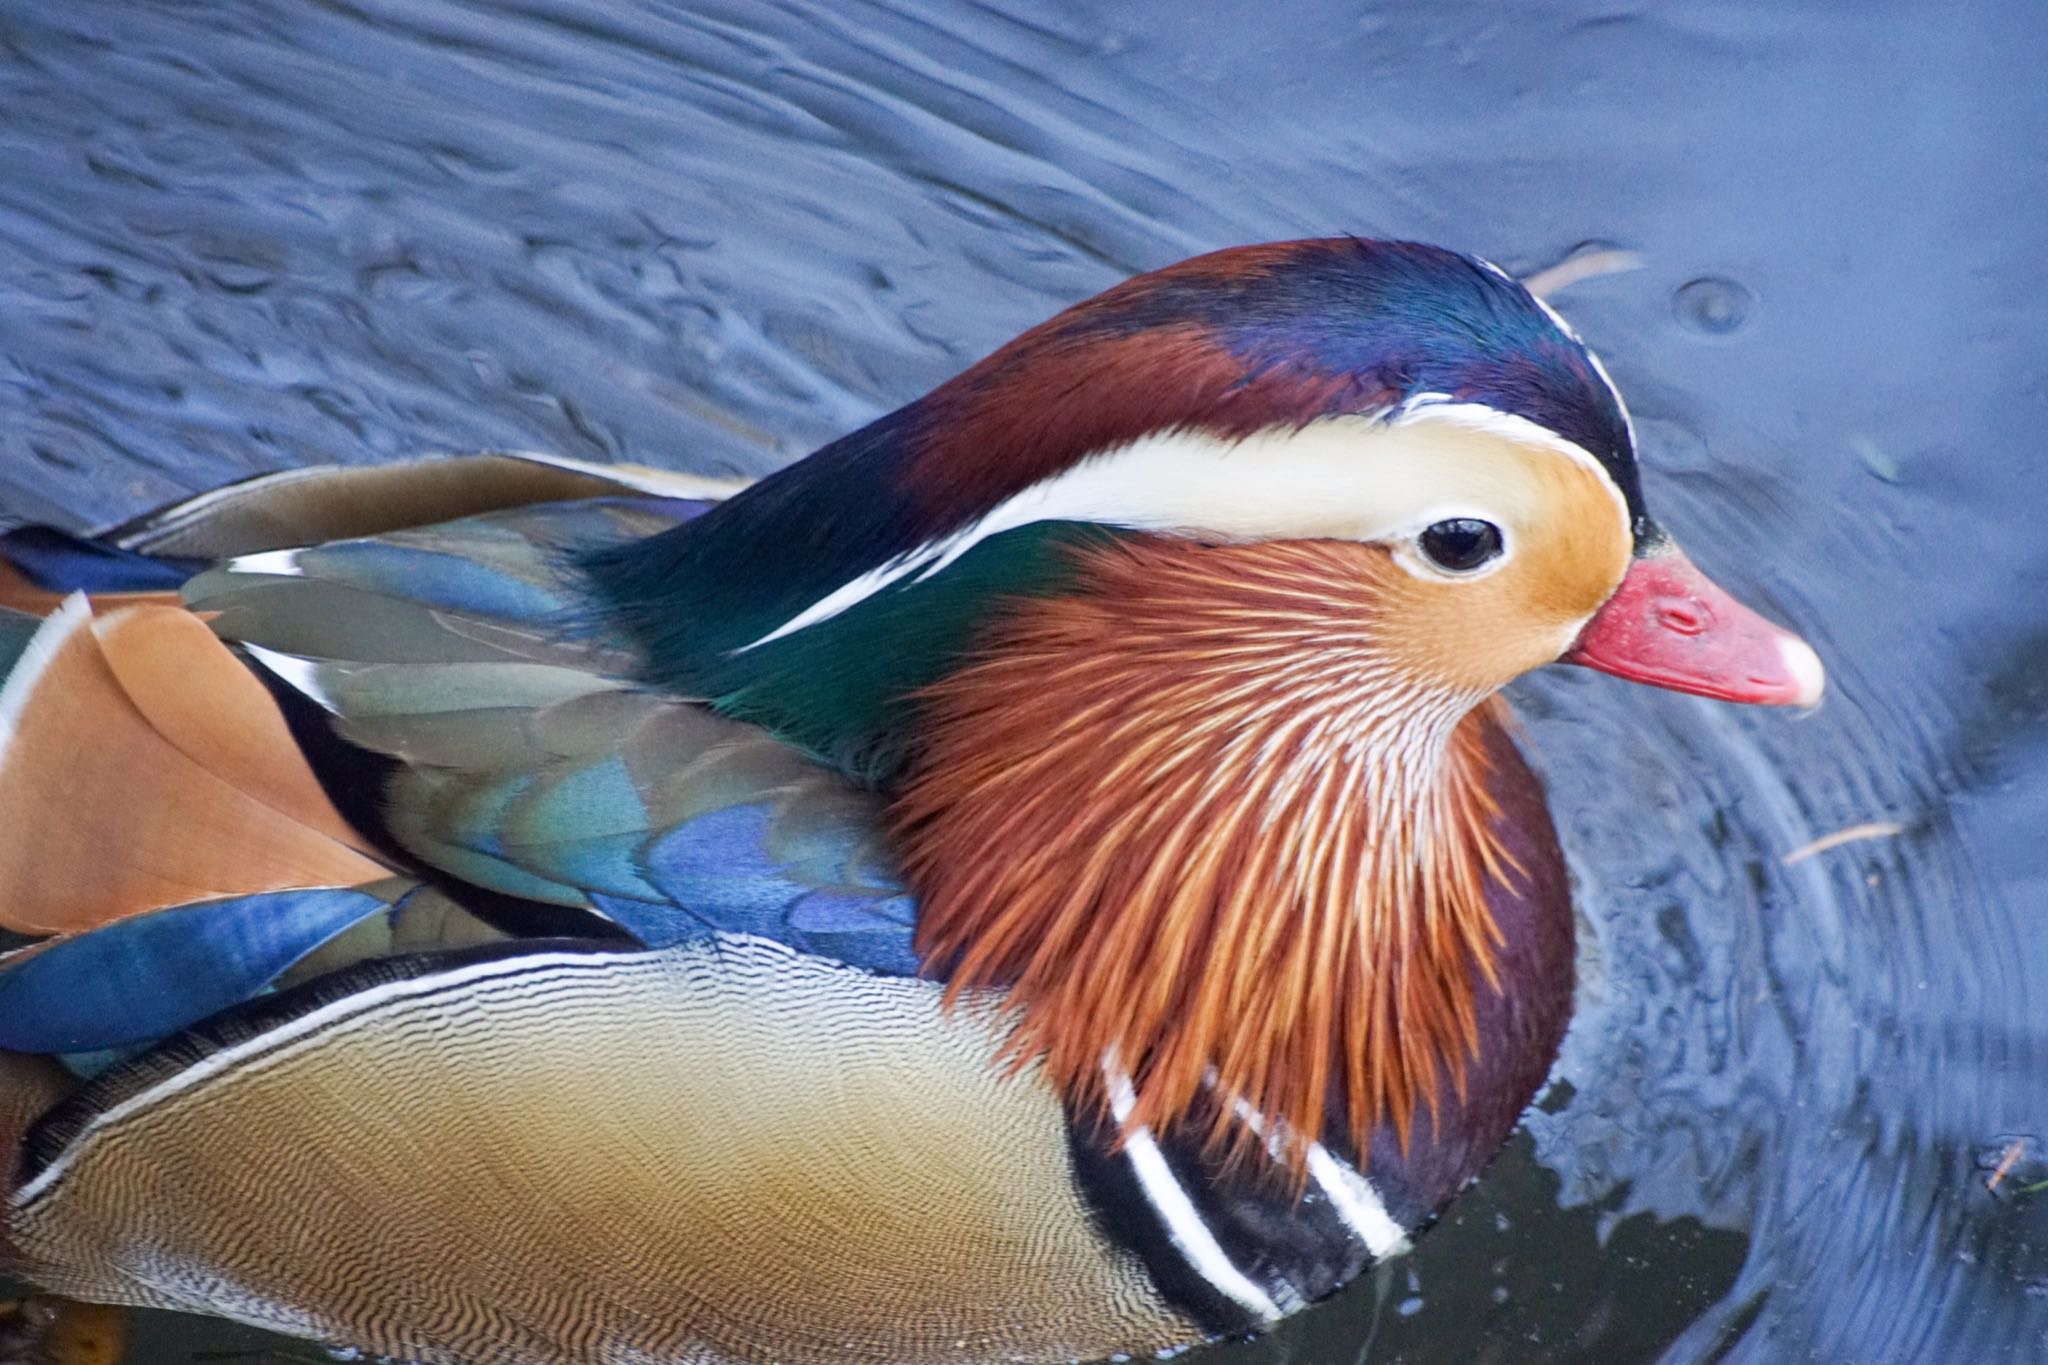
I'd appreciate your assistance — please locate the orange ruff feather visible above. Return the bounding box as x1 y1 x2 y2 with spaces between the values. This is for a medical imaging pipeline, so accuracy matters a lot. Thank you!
895 538 1521 1172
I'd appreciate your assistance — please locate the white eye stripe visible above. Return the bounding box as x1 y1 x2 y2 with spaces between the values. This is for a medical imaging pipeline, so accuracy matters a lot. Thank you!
737 407 1627 650
1389 400 1630 533
1392 398 1615 483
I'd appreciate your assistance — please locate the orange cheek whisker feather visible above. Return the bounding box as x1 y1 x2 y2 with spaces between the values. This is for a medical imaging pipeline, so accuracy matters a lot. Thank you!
894 536 1522 1178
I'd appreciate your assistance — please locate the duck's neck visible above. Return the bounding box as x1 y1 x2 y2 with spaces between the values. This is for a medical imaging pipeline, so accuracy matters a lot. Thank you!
894 536 1523 1170
576 395 1134 782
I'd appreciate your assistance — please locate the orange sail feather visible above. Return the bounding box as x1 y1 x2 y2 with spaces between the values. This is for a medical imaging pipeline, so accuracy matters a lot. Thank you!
0 596 386 936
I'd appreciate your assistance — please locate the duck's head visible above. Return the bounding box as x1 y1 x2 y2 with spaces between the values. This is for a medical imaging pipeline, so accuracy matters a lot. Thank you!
905 238 1823 710
609 237 1819 736
594 237 1823 1165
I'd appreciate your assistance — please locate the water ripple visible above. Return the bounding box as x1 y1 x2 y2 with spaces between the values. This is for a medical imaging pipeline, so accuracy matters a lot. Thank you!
1 1 2042 1361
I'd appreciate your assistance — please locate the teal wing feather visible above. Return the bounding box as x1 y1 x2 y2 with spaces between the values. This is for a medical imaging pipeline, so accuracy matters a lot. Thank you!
183 496 922 977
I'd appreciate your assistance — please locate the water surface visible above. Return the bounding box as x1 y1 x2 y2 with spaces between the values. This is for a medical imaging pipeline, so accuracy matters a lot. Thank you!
1 1 2043 1360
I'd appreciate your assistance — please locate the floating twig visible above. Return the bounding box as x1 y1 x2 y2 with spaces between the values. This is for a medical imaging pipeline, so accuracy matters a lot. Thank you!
1782 821 1906 867
1522 247 1646 300
1986 1139 2026 1192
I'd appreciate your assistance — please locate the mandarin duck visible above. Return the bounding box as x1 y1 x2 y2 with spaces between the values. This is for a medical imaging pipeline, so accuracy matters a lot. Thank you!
0 239 1823 1365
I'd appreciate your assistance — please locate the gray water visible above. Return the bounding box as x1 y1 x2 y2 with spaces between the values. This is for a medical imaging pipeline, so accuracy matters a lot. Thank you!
1 1 2043 1361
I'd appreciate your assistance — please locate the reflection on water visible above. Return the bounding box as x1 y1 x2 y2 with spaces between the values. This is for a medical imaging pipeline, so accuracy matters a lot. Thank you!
2 0 2044 1360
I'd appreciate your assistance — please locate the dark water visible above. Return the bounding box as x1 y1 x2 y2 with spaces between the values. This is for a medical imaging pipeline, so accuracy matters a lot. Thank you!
2 1 2044 1360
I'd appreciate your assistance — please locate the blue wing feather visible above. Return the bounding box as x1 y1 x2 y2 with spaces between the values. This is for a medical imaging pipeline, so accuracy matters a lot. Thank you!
292 541 573 622
0 887 397 1052
629 804 919 973
0 525 204 593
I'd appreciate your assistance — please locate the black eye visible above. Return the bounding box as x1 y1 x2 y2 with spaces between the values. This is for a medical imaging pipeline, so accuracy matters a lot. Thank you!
1417 518 1504 573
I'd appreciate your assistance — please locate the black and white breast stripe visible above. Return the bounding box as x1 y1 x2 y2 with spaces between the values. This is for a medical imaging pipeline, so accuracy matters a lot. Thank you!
1066 1067 1412 1337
